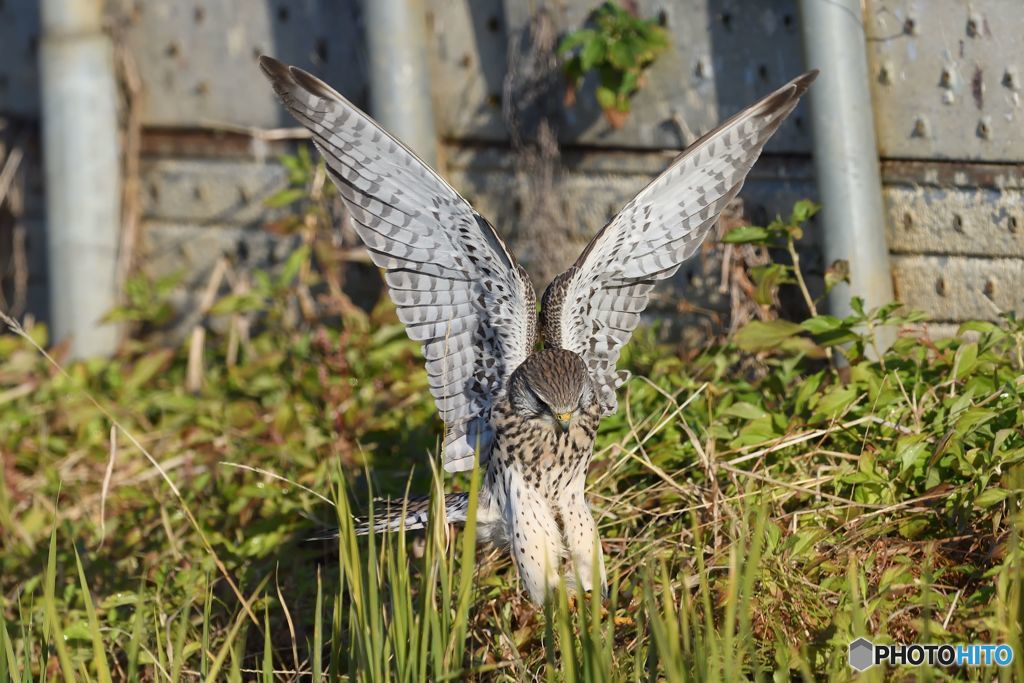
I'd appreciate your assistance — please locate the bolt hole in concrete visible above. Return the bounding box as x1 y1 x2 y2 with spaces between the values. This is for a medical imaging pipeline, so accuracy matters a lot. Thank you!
277 5 289 23
1010 216 1020 233
953 214 965 233
983 281 996 300
1004 68 1019 90
486 15 501 32
903 212 914 230
903 16 916 35
966 14 983 37
935 277 947 297
720 12 732 30
194 6 205 24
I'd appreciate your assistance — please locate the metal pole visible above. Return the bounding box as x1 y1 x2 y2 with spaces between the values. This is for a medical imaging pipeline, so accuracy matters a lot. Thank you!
363 0 438 168
40 0 122 357
797 0 894 333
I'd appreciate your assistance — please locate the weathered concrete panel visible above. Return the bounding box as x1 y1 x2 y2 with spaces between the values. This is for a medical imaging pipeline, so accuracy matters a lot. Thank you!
431 0 811 152
0 1 40 117
865 0 1024 162
885 185 1024 257
444 144 821 314
892 255 1023 321
140 221 299 287
121 0 367 128
140 158 290 225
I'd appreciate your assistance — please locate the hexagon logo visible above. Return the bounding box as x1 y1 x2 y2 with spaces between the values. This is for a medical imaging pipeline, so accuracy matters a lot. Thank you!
849 637 875 671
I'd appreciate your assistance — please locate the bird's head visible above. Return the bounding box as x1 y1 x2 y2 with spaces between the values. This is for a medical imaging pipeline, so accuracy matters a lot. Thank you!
508 348 595 432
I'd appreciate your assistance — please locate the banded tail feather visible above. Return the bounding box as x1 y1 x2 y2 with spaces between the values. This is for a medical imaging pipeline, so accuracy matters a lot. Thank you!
353 492 471 535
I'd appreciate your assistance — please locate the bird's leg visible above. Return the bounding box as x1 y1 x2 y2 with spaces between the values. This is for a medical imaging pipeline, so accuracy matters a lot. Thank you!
507 473 563 604
557 486 607 597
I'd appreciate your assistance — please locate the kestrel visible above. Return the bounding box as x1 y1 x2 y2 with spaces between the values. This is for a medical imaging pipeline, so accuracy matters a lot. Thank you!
260 56 816 603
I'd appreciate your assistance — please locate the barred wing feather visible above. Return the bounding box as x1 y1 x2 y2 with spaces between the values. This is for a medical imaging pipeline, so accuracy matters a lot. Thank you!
543 70 818 415
260 56 537 472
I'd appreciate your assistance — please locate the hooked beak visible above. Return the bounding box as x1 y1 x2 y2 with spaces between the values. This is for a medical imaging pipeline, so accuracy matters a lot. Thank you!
555 411 573 432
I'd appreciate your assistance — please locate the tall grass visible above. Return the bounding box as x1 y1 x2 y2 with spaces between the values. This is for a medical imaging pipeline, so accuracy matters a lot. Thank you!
3 199 1024 678
8 462 1021 680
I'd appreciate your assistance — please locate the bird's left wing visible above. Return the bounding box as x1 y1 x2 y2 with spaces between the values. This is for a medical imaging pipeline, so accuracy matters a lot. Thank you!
542 70 818 415
260 57 536 472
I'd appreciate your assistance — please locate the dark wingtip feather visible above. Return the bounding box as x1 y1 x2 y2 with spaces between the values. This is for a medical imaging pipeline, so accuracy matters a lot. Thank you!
257 54 290 83
258 54 345 106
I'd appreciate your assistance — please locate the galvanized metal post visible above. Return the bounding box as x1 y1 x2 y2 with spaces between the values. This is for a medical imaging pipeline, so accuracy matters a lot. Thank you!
363 0 438 168
797 0 894 331
40 0 122 357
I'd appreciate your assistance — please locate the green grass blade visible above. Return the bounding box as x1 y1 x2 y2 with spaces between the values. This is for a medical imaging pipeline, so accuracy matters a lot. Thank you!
262 606 274 683
0 615 11 683
313 568 323 682
126 588 144 683
448 449 483 673
73 547 113 683
202 575 270 683
202 572 213 679
42 524 76 683
169 601 191 683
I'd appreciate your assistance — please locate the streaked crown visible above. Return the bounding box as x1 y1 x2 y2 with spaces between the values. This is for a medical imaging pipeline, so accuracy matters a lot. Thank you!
507 348 594 418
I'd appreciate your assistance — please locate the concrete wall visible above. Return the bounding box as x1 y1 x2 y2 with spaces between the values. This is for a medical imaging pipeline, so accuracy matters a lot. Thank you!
0 0 1021 338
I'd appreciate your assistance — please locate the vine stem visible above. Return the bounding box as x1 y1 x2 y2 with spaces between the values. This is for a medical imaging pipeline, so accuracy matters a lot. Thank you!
787 235 817 318
787 235 834 363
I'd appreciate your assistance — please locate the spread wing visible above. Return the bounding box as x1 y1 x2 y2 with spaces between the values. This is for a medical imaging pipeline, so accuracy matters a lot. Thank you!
541 70 818 415
260 56 536 472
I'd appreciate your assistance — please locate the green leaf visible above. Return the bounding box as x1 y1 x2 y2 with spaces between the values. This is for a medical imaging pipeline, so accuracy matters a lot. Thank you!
264 187 306 208
620 69 639 95
790 199 820 223
595 85 617 110
800 315 844 335
608 41 633 69
734 319 804 352
956 407 997 435
126 348 174 392
210 292 267 315
721 402 769 420
557 29 596 55
276 243 311 288
952 342 978 380
824 259 850 294
722 226 771 244
958 320 1006 339
751 264 793 306
580 39 605 72
730 416 781 448
811 386 858 421
974 488 1010 508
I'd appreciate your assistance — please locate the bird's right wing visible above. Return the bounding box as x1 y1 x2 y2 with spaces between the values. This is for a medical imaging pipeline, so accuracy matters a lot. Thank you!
260 56 537 472
542 71 817 415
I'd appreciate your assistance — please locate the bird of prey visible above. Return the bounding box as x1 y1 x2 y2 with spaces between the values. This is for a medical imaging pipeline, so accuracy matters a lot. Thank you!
260 56 816 604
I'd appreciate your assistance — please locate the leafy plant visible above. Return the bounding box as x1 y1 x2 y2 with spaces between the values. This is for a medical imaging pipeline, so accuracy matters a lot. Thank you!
558 1 669 128
104 271 181 327
3 197 1024 680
